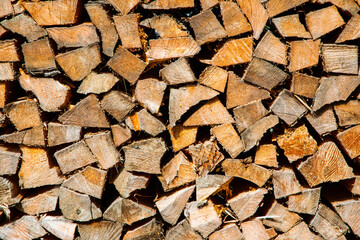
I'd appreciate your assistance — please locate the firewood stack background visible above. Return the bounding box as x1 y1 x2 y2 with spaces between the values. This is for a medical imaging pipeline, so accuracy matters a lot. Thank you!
1 0 360 239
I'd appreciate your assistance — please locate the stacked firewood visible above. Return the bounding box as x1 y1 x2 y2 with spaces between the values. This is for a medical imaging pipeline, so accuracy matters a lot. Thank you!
1 0 360 239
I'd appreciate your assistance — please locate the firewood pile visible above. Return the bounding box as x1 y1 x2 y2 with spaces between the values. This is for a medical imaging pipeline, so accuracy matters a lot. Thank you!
1 0 360 239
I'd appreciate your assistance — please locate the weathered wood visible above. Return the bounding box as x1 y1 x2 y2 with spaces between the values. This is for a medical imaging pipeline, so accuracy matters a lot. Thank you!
228 188 268 221
101 90 136 123
123 218 163 240
275 221 323 240
254 144 278 168
168 125 198 152
0 40 20 62
0 62 15 81
273 168 301 199
0 215 46 240
111 124 132 147
196 175 232 201
222 158 272 187
77 72 119 94
126 109 166 136
198 66 227 93
140 14 188 38
107 0 140 15
334 100 360 127
220 1 251 37
59 94 110 128
4 99 41 131
337 124 360 159
288 187 321 215
265 0 309 17
273 14 311 38
143 0 194 9
166 219 203 240
19 187 59 215
135 78 167 114
103 197 156 224
0 176 22 206
85 3 119 57
0 146 21 175
298 141 354 187
211 123 244 158
312 75 360 112
336 14 360 43
290 72 320 99
113 169 150 198
254 30 287 65
160 58 196 85
289 39 321 72
322 44 358 74
241 219 269 240
306 5 345 39
209 223 243 240
233 101 269 133
113 14 142 49
47 122 81 147
78 220 123 240
40 215 77 240
199 0 217 10
0 124 46 146
276 124 318 163
332 200 360 236
56 44 101 81
0 0 13 19
54 140 97 174
201 37 253 66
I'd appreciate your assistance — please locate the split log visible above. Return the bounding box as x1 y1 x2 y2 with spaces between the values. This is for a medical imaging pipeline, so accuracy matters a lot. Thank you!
40 215 77 240
222 158 272 187
254 144 278 168
336 14 360 43
273 14 311 38
332 199 360 236
107 47 147 85
334 100 360 127
265 0 309 17
272 168 301 199
241 219 269 240
168 125 198 152
0 215 46 240
0 62 15 81
77 72 119 95
126 109 166 136
0 25 8 37
198 66 227 93
211 123 244 158
317 0 359 15
343 176 360 195
123 218 163 240
101 90 136 123
290 73 320 99
122 138 166 174
0 0 13 19
160 58 196 85
165 219 202 240
142 0 194 9
233 101 269 133
135 78 167 114
288 187 321 215
267 227 278 239
0 40 21 62
0 125 45 146
19 186 59 215
59 94 110 128
298 141 354 187
103 197 156 225
140 14 188 38
254 30 287 65
107 0 140 15
199 0 217 10
276 124 318 163
209 223 243 240
111 124 132 147
305 5 345 39
54 140 98 174
113 169 150 198
196 175 232 201
275 221 323 240
56 44 101 81
322 44 358 74
85 3 119 57
337 124 360 159
0 176 23 206
0 146 21 175
78 220 123 240
288 39 321 72
220 1 251 37
113 14 142 49
0 81 10 108
47 122 81 147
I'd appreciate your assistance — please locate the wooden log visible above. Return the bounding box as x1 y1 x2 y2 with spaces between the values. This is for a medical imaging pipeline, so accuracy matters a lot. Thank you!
126 109 166 136
226 71 270 109
276 124 318 163
336 14 360 43
241 219 269 240
40 215 77 240
273 168 301 199
113 14 142 49
12 2 25 15
143 0 194 9
0 0 13 19
77 72 119 95
160 58 196 85
123 218 163 240
288 39 321 72
265 0 309 17
107 47 147 85
54 140 98 174
222 158 272 187
310 203 349 240
0 25 8 37
168 125 198 152
140 14 188 38
211 123 244 158
201 37 253 66
343 176 360 195
23 0 81 26
337 124 360 159
19 70 70 112
103 197 156 224
84 131 120 169
1 13 46 42
332 200 360 236
0 176 22 206
312 75 360 112
322 44 358 74
19 146 63 189
228 188 268 221
59 94 110 128
135 78 167 114
275 221 323 240
233 101 269 133
298 141 354 187
0 40 21 62
113 169 150 198
266 228 278 239
253 30 287 65
236 0 268 39
106 0 140 15
47 122 81 147
209 223 243 240
184 201 222 238
244 57 288 90
319 0 360 15
56 44 101 81
196 175 232 201
19 186 59 215
123 138 166 174
85 3 119 57
156 185 195 225
0 62 15 81
220 1 251 37
0 125 46 146
254 144 278 168
270 89 308 126
101 90 136 123
59 186 101 222
290 72 320 99
159 151 197 192
165 219 203 240
22 38 58 75
305 5 345 39
169 84 218 127
273 14 311 38
334 100 360 127
198 66 227 93
288 187 321 215
199 0 217 10
241 115 279 152
0 215 46 240
111 124 132 147
0 81 10 108
187 139 224 176
78 220 123 240
0 146 21 175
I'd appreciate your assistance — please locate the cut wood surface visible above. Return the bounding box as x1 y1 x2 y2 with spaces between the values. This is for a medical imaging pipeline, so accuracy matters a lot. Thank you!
113 14 142 49
288 39 321 72
254 30 287 65
273 14 311 38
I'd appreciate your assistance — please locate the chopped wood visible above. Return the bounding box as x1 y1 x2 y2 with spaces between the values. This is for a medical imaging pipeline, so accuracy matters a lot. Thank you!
106 0 140 15
103 197 156 224
211 123 244 158
40 215 77 240
199 0 217 10
196 175 232 201
288 39 321 72
166 219 203 240
298 141 354 187
334 100 360 127
208 223 243 240
288 187 321 215
56 44 101 81
343 176 360 195
78 220 123 240
228 188 268 221
0 0 13 19
272 168 301 199
101 90 136 123
113 14 142 49
85 3 119 57
254 30 287 65
113 169 150 198
305 5 345 39
265 0 309 17
226 71 270 109
0 62 15 81
336 14 360 43
111 124 132 147
276 124 318 163
0 40 20 62
0 176 22 206
254 144 278 167
198 66 227 92
135 78 166 114
233 101 269 133
220 1 251 37
0 147 20 175
126 109 166 136
19 187 59 215
47 122 81 147
59 94 110 128
0 125 46 146
332 199 360 236
160 58 196 85
123 218 163 240
143 0 194 9
201 37 253 66
0 25 8 37
77 72 119 95
140 14 188 38
337 124 360 159
266 228 278 239
273 14 311 38
54 140 97 174
275 221 323 240
241 219 269 240
222 158 272 187
168 125 198 152
290 72 320 99
318 0 360 15
322 44 358 74
0 215 46 240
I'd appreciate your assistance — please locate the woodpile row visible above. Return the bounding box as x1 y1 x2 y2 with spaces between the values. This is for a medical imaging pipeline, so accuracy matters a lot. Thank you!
2 0 360 239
